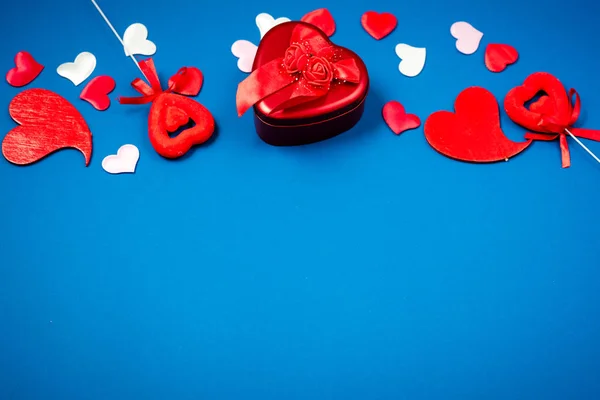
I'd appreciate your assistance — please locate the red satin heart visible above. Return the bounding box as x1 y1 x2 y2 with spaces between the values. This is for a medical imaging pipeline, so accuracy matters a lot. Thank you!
3 89 92 165
149 93 214 159
361 11 397 40
382 101 420 134
424 87 531 162
485 44 519 73
168 67 203 96
80 75 116 111
301 8 336 37
6 51 44 87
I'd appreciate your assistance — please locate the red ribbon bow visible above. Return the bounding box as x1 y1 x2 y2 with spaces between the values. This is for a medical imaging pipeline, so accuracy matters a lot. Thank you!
235 24 361 117
524 89 600 168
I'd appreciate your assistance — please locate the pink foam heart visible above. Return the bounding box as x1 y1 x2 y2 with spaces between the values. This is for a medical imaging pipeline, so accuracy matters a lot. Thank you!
231 40 258 73
450 21 483 55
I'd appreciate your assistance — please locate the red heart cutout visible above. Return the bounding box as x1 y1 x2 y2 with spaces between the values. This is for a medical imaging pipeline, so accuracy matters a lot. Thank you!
382 101 420 134
165 106 189 131
529 95 553 115
168 67 203 96
361 11 397 40
149 93 214 158
301 8 336 37
6 51 44 87
80 75 116 111
424 87 531 162
485 44 519 73
2 89 92 165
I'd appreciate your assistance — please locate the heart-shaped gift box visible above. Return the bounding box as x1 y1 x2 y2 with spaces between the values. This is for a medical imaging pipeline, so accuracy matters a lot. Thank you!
236 21 369 146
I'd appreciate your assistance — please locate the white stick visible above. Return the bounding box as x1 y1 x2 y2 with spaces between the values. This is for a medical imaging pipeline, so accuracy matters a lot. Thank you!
565 128 600 164
90 0 147 79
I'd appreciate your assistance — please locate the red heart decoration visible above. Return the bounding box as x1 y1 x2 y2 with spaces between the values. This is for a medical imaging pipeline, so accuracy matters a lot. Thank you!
149 93 214 158
3 89 92 165
80 75 116 111
168 67 203 96
485 44 519 73
361 11 397 40
424 87 531 162
529 95 553 115
6 51 44 87
301 8 336 37
382 101 420 134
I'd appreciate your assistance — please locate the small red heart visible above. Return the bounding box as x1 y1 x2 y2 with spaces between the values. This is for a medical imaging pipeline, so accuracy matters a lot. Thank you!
361 11 397 40
165 106 189 131
301 8 336 37
485 44 519 73
168 67 203 96
382 101 420 134
6 51 44 87
529 95 553 115
3 89 92 165
80 76 116 111
424 87 531 162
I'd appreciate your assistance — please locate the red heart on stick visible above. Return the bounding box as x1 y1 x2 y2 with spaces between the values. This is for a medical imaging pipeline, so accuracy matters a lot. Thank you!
382 101 420 134
301 8 336 37
361 11 397 40
485 44 519 73
6 51 44 87
424 87 531 162
3 89 92 165
80 75 116 111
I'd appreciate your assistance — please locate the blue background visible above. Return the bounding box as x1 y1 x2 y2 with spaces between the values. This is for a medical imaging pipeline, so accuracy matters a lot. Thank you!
1 0 599 398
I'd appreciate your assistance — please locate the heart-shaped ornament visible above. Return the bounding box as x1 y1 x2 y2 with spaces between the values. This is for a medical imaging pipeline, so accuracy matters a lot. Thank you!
57 52 96 86
382 101 420 135
6 51 44 87
2 89 93 165
361 11 397 40
80 75 116 111
123 23 157 56
167 67 203 96
231 40 258 73
424 87 531 162
301 8 336 37
165 106 189 132
256 13 290 39
395 44 426 77
450 21 483 55
102 144 139 174
485 44 519 73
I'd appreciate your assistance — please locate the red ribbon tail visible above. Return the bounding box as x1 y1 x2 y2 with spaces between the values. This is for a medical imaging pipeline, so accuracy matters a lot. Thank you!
569 127 600 142
559 134 571 168
118 58 163 105
524 132 558 141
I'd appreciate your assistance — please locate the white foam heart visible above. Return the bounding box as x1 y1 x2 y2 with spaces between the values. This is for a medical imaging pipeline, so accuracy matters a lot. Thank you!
450 21 483 55
395 44 426 78
231 40 258 73
256 13 290 39
56 52 96 86
123 23 156 56
102 145 140 174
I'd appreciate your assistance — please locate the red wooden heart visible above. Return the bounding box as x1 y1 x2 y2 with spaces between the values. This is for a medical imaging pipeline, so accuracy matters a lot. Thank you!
2 89 92 165
168 67 203 96
6 51 44 87
301 8 336 37
382 101 420 134
149 93 214 159
80 75 116 111
485 44 519 73
424 87 531 162
361 11 397 40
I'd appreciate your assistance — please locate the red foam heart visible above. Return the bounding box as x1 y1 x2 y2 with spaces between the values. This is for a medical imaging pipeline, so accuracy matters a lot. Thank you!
529 95 553 115
361 11 397 40
168 67 203 96
165 106 189 131
3 89 92 165
424 87 531 162
485 44 519 73
6 51 44 87
80 75 116 111
301 8 336 37
382 101 420 134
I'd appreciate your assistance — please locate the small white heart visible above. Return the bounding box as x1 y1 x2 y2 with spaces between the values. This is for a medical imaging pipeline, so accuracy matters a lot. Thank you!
102 144 140 174
450 21 483 55
123 23 157 56
231 40 258 73
395 44 426 78
56 52 96 86
255 13 290 39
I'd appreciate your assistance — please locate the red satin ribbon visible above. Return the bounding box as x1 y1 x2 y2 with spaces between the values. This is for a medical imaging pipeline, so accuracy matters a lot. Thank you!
235 25 361 117
524 89 600 168
118 58 190 105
